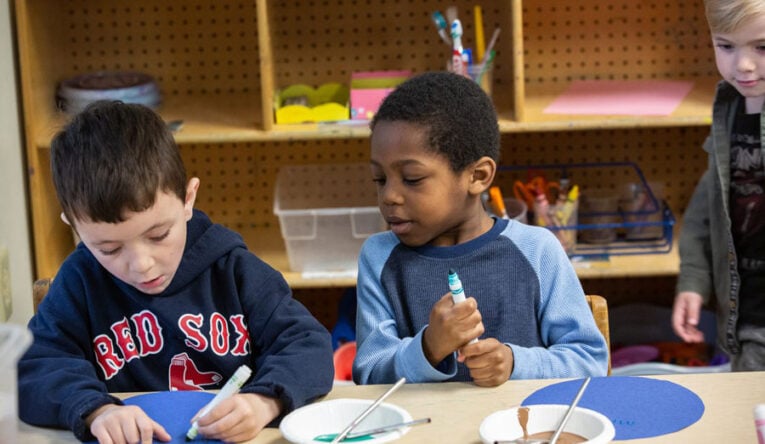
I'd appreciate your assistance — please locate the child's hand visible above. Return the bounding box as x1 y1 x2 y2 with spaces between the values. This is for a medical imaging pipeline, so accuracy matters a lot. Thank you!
88 403 171 444
458 338 513 387
423 293 484 366
672 291 705 343
192 392 282 442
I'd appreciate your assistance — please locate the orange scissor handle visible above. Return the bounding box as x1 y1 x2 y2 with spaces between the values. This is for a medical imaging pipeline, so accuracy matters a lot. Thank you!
513 180 536 208
527 177 561 203
525 176 560 202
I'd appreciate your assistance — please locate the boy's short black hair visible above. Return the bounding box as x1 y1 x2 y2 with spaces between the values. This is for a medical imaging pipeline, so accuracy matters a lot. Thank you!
370 71 500 171
51 100 187 225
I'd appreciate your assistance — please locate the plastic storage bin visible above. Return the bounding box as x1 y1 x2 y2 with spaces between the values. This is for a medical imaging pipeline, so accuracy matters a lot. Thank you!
0 323 32 444
274 163 386 273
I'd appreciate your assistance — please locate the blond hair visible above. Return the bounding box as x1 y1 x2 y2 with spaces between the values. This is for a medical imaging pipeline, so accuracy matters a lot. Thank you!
704 0 765 33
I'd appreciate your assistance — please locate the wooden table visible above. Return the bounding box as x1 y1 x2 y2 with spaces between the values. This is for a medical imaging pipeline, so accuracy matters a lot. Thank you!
17 371 765 443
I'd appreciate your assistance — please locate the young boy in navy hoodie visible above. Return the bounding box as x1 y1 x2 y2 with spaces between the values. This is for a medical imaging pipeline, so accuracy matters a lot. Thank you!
18 101 334 443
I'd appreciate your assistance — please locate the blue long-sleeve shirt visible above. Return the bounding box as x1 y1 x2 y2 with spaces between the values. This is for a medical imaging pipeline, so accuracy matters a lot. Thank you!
353 217 608 384
19 210 334 440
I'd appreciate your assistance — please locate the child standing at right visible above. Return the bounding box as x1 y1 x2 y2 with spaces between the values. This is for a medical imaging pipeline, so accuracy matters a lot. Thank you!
672 0 765 371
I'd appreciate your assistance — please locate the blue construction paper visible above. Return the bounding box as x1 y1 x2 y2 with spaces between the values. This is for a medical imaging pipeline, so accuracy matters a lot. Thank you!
85 391 221 443
522 376 704 440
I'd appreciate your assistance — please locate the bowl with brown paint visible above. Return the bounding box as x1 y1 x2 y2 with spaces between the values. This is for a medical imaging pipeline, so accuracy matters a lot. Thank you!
479 404 615 444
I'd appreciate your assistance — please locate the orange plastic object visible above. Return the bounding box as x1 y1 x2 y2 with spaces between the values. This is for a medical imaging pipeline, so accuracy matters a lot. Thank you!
333 341 357 381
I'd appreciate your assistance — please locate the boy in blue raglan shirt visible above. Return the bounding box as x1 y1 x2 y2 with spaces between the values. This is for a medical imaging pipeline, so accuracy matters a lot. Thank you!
18 101 334 443
352 72 608 386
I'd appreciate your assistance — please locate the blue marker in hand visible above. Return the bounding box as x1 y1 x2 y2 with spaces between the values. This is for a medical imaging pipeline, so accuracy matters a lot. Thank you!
447 269 478 344
448 268 466 303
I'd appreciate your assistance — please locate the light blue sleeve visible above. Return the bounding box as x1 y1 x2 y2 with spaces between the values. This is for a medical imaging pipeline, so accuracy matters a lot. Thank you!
352 233 457 384
504 225 609 379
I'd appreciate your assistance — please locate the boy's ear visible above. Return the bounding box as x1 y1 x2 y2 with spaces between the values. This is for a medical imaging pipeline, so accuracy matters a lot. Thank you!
184 178 201 220
468 156 497 195
60 212 81 237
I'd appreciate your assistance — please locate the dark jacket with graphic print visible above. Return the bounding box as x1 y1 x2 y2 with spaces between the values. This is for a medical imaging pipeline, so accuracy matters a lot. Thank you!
19 210 333 440
676 81 765 355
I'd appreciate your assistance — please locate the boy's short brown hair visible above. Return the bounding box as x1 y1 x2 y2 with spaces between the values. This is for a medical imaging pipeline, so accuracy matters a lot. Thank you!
51 100 187 226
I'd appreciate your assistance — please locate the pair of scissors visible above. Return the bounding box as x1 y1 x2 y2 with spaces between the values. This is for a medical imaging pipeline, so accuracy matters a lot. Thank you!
513 176 561 208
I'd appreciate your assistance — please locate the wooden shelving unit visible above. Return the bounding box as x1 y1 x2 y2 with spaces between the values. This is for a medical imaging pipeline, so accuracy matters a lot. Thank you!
15 0 713 297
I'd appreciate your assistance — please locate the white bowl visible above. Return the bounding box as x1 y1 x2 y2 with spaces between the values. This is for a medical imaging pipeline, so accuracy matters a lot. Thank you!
280 398 413 444
480 404 615 444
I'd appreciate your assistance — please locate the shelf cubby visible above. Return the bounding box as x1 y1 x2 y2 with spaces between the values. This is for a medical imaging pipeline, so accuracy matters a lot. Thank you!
15 0 714 290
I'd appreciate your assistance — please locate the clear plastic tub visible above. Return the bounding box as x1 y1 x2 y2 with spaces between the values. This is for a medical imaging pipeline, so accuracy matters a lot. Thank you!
0 323 32 444
274 163 386 272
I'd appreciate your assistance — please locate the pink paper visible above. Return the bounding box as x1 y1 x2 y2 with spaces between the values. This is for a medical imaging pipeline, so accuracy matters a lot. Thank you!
543 80 694 116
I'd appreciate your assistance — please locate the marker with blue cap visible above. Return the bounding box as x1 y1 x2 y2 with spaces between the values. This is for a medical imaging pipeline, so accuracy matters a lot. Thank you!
448 269 478 344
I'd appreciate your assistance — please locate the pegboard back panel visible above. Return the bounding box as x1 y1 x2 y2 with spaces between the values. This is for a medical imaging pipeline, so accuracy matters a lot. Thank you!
293 287 349 331
20 0 260 100
266 1 516 112
522 1 716 86
182 138 371 234
497 127 710 215
182 126 708 240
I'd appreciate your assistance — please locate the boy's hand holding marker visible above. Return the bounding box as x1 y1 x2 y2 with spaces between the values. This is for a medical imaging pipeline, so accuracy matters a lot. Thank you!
447 269 480 345
427 270 513 387
420 269 516 386
450 270 514 386
422 270 483 368
185 366 250 441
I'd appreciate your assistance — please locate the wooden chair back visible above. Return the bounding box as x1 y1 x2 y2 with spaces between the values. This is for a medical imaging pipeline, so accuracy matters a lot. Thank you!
585 294 611 375
33 278 52 313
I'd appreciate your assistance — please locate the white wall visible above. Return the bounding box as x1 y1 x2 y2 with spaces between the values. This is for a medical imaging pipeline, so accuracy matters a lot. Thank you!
1 0 34 324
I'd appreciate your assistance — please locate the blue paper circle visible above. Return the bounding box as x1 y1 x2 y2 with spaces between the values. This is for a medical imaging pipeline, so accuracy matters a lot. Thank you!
522 376 704 440
85 391 220 443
